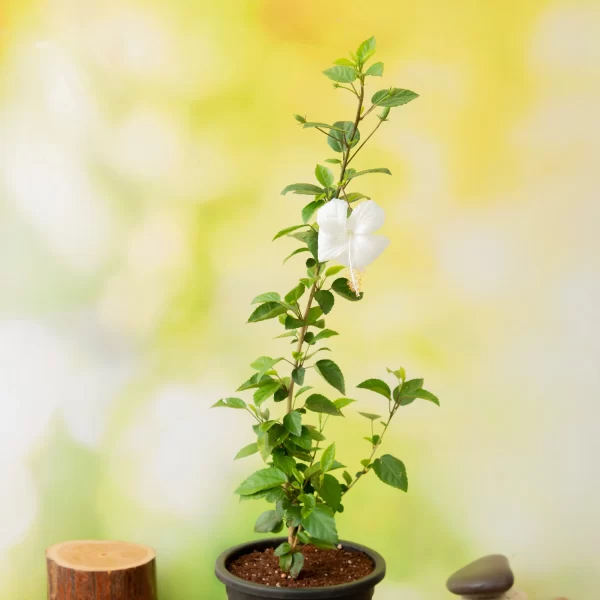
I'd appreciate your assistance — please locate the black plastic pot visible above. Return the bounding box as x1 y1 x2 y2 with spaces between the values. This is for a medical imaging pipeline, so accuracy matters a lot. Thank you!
215 538 386 600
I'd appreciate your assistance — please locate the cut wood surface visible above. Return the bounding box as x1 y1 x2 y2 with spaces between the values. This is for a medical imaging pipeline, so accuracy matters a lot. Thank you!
46 540 157 600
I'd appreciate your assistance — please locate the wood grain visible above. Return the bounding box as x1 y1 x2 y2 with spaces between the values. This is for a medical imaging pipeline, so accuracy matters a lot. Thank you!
46 540 157 600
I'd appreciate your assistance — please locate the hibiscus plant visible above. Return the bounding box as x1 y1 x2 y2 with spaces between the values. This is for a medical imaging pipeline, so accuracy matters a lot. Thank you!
213 36 439 578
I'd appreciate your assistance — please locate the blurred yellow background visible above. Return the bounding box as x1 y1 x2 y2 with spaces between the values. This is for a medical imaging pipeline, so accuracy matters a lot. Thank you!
1 0 599 598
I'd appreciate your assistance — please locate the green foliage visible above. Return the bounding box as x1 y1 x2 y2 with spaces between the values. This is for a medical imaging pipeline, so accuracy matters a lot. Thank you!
235 467 288 496
281 183 324 196
283 411 303 436
302 505 339 545
331 278 364 301
372 454 408 492
371 87 419 107
305 393 343 416
347 167 392 179
315 164 335 187
234 443 258 460
365 61 384 77
314 359 346 394
216 37 438 579
357 378 391 400
212 397 246 409
356 36 376 65
248 302 287 323
323 65 358 83
327 121 361 153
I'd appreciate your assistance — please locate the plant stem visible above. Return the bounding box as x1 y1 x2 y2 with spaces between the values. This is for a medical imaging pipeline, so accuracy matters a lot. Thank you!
286 265 321 414
347 117 384 166
342 401 400 495
335 77 365 199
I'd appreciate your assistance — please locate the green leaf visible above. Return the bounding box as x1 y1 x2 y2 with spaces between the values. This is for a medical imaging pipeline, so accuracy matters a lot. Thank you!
281 183 325 196
212 397 246 409
347 167 391 180
305 306 323 325
359 412 382 421
365 61 384 77
317 474 342 510
394 378 424 403
306 427 326 442
331 277 363 301
294 114 306 123
235 467 288 496
371 88 419 108
333 397 356 410
321 443 336 473
299 493 316 518
346 192 370 203
302 199 325 224
357 378 391 400
304 229 319 260
356 36 376 64
274 542 292 557
284 247 310 264
301 505 338 545
274 331 296 340
234 443 259 460
253 381 281 406
295 385 312 398
283 410 303 436
313 329 339 342
290 426 312 450
250 356 284 379
387 366 406 382
290 552 305 579
314 290 335 315
315 164 335 188
302 122 344 130
285 315 305 330
273 451 296 475
323 65 357 83
327 121 360 153
305 394 343 416
274 385 289 402
250 292 281 304
343 471 353 485
333 57 355 67
279 553 293 572
324 265 345 278
273 225 309 241
413 389 440 406
236 373 274 392
248 302 287 323
254 510 283 533
285 283 306 303
292 367 305 386
314 359 346 394
325 158 342 164
372 454 408 491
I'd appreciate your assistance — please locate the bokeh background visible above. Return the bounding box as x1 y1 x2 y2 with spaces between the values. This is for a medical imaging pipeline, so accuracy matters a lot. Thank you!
1 0 599 598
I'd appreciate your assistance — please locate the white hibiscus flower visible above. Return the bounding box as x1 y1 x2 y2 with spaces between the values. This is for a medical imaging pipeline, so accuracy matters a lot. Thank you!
317 198 389 294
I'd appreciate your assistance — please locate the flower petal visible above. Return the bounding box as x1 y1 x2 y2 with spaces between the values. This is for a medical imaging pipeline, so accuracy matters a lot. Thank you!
318 233 348 263
347 200 385 235
317 198 348 236
349 233 390 270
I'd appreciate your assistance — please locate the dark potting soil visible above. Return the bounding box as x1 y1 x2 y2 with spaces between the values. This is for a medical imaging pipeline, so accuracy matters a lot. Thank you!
227 544 374 588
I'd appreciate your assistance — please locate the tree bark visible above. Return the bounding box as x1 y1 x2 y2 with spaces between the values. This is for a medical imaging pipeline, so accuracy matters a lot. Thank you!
46 540 157 600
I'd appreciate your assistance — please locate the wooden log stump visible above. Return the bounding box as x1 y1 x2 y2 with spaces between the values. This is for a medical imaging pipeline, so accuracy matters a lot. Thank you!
46 540 157 600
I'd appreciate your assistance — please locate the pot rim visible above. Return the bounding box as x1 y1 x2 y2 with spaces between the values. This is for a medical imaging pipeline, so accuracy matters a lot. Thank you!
215 537 386 599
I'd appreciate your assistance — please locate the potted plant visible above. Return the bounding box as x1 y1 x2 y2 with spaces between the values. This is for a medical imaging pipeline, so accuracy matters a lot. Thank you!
213 36 439 600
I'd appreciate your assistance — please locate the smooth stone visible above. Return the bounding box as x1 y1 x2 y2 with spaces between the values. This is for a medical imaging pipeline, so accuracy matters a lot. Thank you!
447 554 514 598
